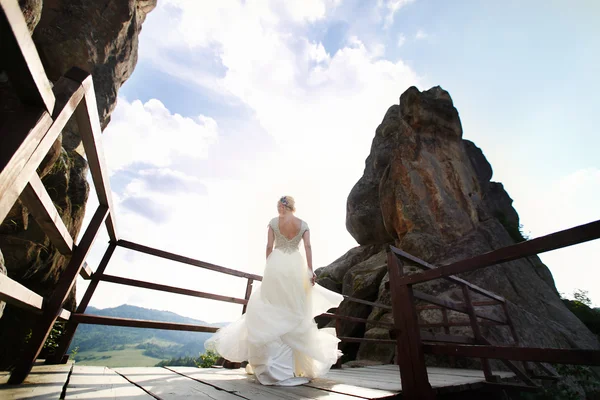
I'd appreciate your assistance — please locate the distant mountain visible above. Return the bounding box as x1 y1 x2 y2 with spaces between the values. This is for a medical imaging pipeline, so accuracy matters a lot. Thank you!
69 305 229 362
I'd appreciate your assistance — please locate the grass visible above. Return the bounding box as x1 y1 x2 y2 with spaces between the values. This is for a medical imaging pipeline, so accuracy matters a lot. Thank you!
73 345 163 367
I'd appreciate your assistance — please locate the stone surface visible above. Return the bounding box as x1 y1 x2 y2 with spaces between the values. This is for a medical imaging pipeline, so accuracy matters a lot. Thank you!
321 85 599 370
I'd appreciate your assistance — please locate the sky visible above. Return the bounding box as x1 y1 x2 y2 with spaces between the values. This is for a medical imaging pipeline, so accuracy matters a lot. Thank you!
75 0 600 323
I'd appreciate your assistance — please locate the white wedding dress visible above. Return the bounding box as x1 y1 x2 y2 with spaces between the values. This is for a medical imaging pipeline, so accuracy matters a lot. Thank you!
205 218 343 386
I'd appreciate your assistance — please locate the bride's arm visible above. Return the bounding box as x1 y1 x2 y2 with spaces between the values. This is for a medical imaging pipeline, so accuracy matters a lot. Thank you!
266 226 274 258
303 230 313 274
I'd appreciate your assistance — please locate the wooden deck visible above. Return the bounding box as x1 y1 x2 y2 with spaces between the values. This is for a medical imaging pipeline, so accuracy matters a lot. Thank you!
1 362 515 399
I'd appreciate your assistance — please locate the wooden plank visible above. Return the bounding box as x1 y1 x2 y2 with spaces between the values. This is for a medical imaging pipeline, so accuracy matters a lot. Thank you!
414 290 506 324
48 244 116 364
0 75 84 225
320 313 395 329
20 173 74 254
305 378 398 400
416 300 500 310
8 205 108 384
96 273 248 305
71 313 219 333
115 367 242 400
0 363 71 399
461 284 494 381
64 68 118 242
390 246 506 303
342 295 392 311
117 239 263 281
423 343 600 365
398 220 600 286
169 367 365 400
420 320 505 329
57 308 71 321
0 0 55 111
64 365 154 399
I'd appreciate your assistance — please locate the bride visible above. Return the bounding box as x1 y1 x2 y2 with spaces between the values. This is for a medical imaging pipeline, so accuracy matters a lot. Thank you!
205 196 343 386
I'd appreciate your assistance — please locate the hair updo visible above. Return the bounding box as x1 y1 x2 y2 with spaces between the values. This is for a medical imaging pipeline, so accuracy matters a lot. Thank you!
279 196 296 212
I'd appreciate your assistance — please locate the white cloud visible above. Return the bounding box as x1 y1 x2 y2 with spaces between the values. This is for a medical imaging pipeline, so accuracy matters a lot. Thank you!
415 29 428 39
103 98 218 173
397 33 406 47
378 0 415 29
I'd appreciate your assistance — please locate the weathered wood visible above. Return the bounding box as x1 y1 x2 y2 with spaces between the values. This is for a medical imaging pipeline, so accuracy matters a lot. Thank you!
169 367 371 400
461 284 494 381
477 337 537 387
390 246 506 303
0 0 55 112
97 273 248 305
387 252 434 399
422 343 600 365
420 320 505 329
64 67 118 242
414 289 506 324
502 301 532 375
48 244 117 364
65 365 154 399
242 278 253 314
19 173 74 254
0 75 84 225
9 205 108 384
0 363 71 399
115 367 242 400
71 313 219 333
320 312 395 329
441 308 457 367
416 300 499 310
398 220 600 286
305 378 398 399
117 239 263 281
342 295 392 311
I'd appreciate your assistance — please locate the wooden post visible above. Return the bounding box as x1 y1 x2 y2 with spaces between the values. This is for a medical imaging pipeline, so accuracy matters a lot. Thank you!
387 251 435 399
8 205 108 384
502 301 532 375
46 242 117 364
242 278 253 314
441 308 457 368
461 284 495 382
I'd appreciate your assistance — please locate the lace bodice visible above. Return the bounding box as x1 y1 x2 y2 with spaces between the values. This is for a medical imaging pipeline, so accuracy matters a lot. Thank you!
270 217 309 254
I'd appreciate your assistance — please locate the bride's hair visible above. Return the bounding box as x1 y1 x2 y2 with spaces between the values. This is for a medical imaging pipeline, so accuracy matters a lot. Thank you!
279 196 296 212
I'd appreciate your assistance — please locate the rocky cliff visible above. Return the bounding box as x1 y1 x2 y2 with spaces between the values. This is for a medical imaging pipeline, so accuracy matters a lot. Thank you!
0 0 155 368
317 86 599 367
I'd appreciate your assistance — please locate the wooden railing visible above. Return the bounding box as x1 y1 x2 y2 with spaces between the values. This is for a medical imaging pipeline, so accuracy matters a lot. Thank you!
2 1 600 396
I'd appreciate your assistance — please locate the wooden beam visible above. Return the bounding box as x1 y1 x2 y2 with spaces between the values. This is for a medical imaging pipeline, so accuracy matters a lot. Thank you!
0 271 71 321
422 343 600 366
337 336 396 345
242 278 253 314
0 75 84 224
420 331 477 345
416 300 499 310
47 243 116 364
19 173 74 254
97 273 248 305
420 320 505 329
0 273 43 313
64 68 118 242
462 284 494 381
117 239 263 281
79 262 93 280
0 0 55 112
319 312 395 329
71 314 219 333
390 246 506 303
9 205 108 384
398 220 600 286
414 290 506 325
342 295 392 311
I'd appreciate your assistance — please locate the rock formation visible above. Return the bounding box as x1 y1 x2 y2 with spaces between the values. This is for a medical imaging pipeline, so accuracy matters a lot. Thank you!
0 0 155 368
318 86 599 367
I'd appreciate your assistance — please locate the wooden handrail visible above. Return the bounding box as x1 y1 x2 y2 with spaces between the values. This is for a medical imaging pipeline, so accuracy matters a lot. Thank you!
319 312 395 329
71 314 219 333
117 239 263 281
397 220 600 286
342 295 392 311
